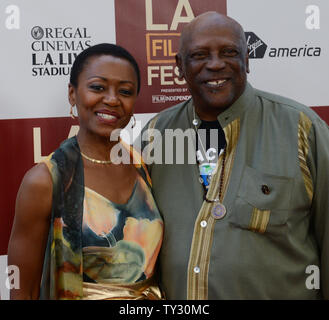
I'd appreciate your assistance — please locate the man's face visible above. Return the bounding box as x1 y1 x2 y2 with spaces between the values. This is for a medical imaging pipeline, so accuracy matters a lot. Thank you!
177 20 249 120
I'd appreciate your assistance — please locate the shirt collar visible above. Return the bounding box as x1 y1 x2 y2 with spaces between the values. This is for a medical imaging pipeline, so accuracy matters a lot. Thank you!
217 82 255 128
186 81 255 129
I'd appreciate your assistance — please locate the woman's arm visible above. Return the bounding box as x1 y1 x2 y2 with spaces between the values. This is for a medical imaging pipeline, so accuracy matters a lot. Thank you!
7 163 53 299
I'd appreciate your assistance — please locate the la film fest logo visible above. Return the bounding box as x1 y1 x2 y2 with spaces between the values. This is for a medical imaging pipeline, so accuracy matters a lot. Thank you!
30 25 92 77
145 0 192 105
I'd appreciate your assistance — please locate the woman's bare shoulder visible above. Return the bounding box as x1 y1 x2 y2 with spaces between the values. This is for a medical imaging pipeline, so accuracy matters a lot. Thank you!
16 162 53 220
22 162 53 187
8 162 54 299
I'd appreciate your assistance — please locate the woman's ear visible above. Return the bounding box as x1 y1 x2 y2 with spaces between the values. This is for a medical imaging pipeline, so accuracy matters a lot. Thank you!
68 83 76 106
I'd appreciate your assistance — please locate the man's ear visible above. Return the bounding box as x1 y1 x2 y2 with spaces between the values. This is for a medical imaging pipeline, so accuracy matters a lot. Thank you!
245 52 250 74
175 54 184 80
68 83 76 106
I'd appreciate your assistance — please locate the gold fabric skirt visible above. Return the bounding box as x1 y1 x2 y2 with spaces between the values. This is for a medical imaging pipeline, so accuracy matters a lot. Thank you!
82 276 164 300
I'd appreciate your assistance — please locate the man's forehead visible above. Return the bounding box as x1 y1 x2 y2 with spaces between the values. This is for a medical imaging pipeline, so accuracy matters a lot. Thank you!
179 12 244 52
193 12 236 28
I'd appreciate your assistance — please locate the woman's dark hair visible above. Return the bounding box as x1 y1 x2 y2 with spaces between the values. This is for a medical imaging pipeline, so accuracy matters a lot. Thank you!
70 43 141 94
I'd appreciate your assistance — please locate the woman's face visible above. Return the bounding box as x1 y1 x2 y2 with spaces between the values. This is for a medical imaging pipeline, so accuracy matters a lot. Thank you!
69 54 138 139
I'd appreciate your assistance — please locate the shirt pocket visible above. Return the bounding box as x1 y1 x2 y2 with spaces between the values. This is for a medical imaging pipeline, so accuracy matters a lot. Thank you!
229 165 294 235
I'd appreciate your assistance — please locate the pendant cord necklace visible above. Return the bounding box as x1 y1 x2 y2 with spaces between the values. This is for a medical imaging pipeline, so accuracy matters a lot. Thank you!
207 147 226 203
192 110 208 162
192 106 227 219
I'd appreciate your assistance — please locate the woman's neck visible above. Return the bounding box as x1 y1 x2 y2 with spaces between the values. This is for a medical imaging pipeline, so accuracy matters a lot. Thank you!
76 130 120 162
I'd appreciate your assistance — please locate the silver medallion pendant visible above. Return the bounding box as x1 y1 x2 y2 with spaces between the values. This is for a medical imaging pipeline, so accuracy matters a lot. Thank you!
192 119 199 126
211 203 226 220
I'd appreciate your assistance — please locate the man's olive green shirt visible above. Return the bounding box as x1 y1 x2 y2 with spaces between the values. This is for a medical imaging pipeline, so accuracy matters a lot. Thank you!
140 83 329 299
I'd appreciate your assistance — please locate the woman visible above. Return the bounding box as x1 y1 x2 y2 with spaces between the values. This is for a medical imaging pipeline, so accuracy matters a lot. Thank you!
8 43 164 300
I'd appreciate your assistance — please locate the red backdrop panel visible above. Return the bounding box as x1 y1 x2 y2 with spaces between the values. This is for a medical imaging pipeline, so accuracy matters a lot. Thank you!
312 106 329 125
114 0 227 113
0 118 77 255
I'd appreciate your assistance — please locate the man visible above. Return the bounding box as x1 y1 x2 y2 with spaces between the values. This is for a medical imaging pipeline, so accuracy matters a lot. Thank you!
140 12 329 299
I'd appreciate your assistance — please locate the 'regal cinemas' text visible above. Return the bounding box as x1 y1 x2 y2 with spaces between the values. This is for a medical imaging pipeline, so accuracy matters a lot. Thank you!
31 26 92 77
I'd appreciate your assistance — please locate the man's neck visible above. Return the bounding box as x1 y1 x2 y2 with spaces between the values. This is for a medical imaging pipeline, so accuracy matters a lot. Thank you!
194 106 226 121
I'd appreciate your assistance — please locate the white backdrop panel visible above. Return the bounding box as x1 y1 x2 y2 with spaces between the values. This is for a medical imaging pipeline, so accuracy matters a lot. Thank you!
0 0 116 120
227 0 329 107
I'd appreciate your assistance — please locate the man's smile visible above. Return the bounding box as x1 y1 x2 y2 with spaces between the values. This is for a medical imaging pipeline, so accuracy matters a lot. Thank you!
203 78 229 89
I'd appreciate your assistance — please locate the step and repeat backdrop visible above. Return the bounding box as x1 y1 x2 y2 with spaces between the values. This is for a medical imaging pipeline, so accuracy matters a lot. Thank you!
0 0 328 299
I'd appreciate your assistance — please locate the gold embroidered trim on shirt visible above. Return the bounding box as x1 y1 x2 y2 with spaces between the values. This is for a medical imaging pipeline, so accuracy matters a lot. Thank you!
249 208 271 234
298 112 313 201
187 118 240 300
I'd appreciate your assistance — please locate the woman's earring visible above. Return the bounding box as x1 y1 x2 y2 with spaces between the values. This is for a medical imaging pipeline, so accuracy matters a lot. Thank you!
70 105 76 119
131 115 136 128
